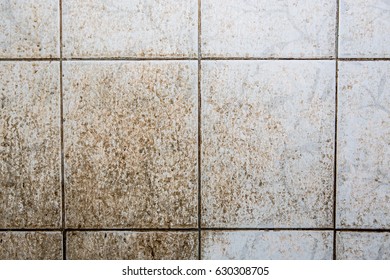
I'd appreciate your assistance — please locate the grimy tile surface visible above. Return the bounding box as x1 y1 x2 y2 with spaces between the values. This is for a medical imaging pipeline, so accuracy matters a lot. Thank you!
0 62 61 228
201 61 335 228
337 232 390 260
0 232 62 260
337 62 390 229
0 0 59 58
67 231 198 260
339 0 390 58
202 231 333 260
201 0 337 58
63 0 198 58
63 61 198 228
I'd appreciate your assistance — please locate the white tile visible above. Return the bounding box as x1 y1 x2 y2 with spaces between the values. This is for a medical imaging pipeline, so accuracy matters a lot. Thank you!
202 231 333 260
63 0 198 58
337 62 390 228
201 61 335 228
201 0 337 58
0 0 59 58
339 0 390 58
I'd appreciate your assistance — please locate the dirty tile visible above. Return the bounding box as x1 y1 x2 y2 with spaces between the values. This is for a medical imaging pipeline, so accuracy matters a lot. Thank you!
202 231 333 260
337 62 390 229
0 0 59 58
337 232 390 260
0 232 62 259
67 231 197 260
201 0 337 58
0 62 61 228
63 61 198 228
201 61 335 228
62 0 197 58
339 0 390 58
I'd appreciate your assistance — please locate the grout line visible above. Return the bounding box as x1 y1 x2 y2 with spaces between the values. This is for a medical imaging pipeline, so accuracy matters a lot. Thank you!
1 57 390 62
2 228 390 232
333 0 340 261
59 0 66 261
197 0 202 261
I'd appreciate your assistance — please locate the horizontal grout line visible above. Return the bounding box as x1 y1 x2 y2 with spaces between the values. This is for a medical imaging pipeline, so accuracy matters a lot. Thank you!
62 57 198 61
1 57 390 62
2 228 390 232
201 57 335 61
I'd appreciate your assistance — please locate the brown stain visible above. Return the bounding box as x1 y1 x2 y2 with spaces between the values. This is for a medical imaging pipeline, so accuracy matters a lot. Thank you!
63 61 198 228
67 231 198 260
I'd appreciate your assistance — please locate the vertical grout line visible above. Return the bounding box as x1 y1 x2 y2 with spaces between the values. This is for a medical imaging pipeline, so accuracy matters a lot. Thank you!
197 0 202 261
333 0 340 261
59 0 66 260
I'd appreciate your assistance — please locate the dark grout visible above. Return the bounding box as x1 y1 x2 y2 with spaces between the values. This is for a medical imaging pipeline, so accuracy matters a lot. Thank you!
197 0 202 261
333 0 340 261
1 57 390 62
59 0 66 261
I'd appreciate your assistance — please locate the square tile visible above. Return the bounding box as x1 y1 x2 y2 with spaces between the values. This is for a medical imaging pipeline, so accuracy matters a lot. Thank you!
0 0 59 58
0 62 61 228
337 62 390 228
339 0 390 58
337 232 390 260
63 61 198 228
201 0 337 58
63 0 198 58
201 61 335 228
0 232 62 259
67 231 198 259
202 231 333 260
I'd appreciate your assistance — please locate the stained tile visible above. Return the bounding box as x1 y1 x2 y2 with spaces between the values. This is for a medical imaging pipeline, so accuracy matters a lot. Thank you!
62 0 197 58
339 0 390 58
0 62 61 228
63 61 198 228
202 231 333 260
0 232 62 260
337 232 390 260
337 62 390 229
0 0 59 58
201 61 335 228
201 0 337 58
67 231 197 260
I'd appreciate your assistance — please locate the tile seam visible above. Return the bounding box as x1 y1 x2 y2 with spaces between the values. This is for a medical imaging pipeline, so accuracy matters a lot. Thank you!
333 0 340 261
59 0 66 261
197 0 202 261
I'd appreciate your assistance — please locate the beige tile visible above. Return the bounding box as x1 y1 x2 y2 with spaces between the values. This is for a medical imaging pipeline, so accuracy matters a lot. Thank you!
63 0 198 58
202 231 333 260
63 61 198 228
0 232 62 259
339 0 390 58
67 231 197 259
0 0 59 58
337 232 390 260
0 62 61 228
201 61 335 228
337 62 390 228
201 0 337 58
